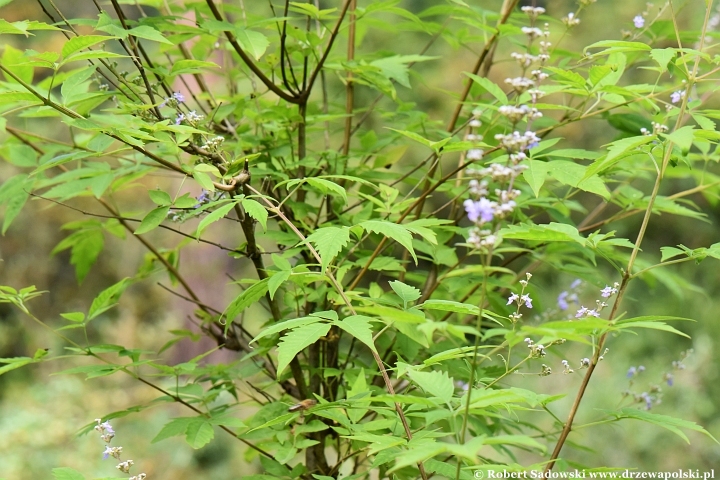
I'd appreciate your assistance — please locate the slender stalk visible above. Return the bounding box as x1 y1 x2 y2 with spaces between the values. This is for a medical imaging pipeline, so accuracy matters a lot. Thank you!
342 0 357 158
544 3 713 471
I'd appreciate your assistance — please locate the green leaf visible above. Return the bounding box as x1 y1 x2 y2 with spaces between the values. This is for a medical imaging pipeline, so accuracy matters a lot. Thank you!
235 29 270 60
660 246 685 262
268 270 291 300
584 40 651 56
241 198 268 231
360 220 417 264
251 317 322 344
128 25 173 44
193 170 215 191
333 315 377 354
499 223 586 245
170 59 220 76
404 218 450 245
55 364 121 379
586 135 654 179
483 435 546 453
650 48 676 70
407 369 454 404
69 230 104 283
547 161 610 199
88 278 131 320
62 35 116 58
354 304 426 324
607 408 719 444
2 184 29 235
522 160 548 197
185 419 214 449
465 72 508 103
271 253 291 271
52 468 85 480
417 299 480 316
615 321 690 338
134 206 170 235
196 201 236 239
388 280 421 309
662 126 695 153
370 55 438 88
60 312 85 323
0 356 33 376
276 323 331 375
224 278 269 323
304 226 350 272
148 189 172 206
2 45 33 84
152 417 195 443
305 177 347 203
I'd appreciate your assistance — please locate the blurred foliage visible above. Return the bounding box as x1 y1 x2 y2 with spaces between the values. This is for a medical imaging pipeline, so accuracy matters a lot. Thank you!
0 0 720 479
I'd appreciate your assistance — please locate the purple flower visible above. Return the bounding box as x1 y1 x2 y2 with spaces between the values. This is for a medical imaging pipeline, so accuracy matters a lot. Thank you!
558 291 569 310
575 306 588 318
586 309 600 318
670 90 684 104
570 279 582 289
103 446 112 460
175 113 185 125
633 15 645 28
665 373 674 386
600 285 618 298
525 131 540 149
507 293 519 305
627 366 637 378
464 197 495 224
194 189 211 208
521 294 533 309
641 392 652 410
160 92 185 107
100 421 114 435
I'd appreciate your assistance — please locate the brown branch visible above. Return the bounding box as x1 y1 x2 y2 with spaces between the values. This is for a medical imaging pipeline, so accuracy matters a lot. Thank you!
341 0 357 158
205 0 301 103
299 0 353 100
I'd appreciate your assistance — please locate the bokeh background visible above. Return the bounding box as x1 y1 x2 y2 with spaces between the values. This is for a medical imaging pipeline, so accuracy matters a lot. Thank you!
1 0 719 478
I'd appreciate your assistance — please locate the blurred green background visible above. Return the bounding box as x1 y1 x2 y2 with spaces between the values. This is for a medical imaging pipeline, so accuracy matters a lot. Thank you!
1 0 719 478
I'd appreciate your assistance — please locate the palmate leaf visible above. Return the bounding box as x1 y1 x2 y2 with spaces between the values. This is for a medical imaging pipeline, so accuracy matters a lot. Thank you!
0 356 33 376
224 278 269 326
304 226 350 272
276 322 331 375
606 408 719 444
360 220 417 264
250 316 321 343
195 201 237 238
241 198 268 231
417 299 480 316
134 206 170 235
333 315 377 354
61 35 117 58
388 280 420 309
152 416 216 449
407 369 454 404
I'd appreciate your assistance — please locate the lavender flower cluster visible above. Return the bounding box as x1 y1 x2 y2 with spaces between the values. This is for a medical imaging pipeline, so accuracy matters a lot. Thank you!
624 349 693 409
95 419 146 480
463 7 550 250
